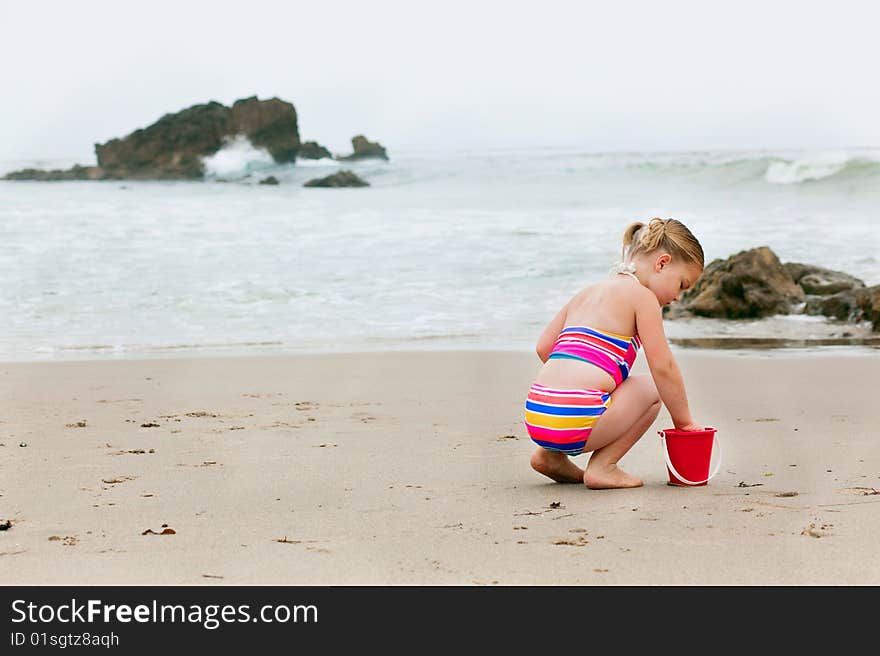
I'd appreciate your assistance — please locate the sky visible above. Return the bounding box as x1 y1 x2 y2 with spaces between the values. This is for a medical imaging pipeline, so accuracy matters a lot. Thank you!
1 0 878 161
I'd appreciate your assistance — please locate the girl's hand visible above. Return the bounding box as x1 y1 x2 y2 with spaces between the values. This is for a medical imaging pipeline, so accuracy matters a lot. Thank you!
675 421 704 432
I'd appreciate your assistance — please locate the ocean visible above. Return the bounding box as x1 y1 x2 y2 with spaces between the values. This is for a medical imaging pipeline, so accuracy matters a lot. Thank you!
2 146 879 362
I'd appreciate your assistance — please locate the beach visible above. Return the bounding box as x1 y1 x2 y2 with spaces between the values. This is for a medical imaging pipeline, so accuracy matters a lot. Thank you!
2 348 878 585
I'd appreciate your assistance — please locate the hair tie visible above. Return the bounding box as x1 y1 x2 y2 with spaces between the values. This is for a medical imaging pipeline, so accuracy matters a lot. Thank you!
610 260 637 276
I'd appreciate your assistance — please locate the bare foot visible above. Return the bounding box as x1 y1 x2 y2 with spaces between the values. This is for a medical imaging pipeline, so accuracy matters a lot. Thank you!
584 462 643 489
530 448 584 483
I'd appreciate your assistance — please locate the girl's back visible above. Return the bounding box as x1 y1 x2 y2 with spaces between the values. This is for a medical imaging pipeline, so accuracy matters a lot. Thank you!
534 275 642 393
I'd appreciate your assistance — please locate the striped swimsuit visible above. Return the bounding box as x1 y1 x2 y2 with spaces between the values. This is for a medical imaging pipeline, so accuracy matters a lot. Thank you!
524 326 641 455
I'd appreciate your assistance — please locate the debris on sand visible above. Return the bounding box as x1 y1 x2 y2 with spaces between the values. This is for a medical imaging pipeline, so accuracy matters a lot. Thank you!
142 526 176 536
846 487 880 496
801 522 832 538
102 476 134 485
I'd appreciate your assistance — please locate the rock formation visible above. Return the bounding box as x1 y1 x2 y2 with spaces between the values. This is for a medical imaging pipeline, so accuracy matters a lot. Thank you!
667 246 804 319
336 135 388 161
298 141 333 160
3 165 106 181
3 96 386 181
303 170 369 188
93 96 300 179
5 96 301 180
667 247 879 331
784 262 865 295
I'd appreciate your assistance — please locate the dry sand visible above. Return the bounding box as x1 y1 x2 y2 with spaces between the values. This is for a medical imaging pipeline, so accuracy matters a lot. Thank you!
1 349 878 585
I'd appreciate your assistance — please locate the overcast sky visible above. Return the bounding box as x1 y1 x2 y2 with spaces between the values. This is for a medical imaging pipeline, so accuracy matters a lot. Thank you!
2 0 878 161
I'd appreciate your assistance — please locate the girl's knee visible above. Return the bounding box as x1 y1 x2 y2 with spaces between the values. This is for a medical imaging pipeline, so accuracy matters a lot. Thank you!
631 374 660 405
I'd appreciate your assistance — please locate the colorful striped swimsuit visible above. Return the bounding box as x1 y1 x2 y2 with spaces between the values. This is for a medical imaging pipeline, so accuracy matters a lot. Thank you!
524 384 612 455
523 326 641 455
547 325 641 386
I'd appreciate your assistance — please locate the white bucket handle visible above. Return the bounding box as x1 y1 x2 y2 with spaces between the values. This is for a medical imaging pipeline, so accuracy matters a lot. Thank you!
658 429 722 486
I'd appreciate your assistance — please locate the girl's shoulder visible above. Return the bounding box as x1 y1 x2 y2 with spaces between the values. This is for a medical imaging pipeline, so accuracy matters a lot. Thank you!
586 275 656 311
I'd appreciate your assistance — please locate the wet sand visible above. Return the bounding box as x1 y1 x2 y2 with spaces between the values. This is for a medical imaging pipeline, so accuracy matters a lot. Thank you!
1 349 878 585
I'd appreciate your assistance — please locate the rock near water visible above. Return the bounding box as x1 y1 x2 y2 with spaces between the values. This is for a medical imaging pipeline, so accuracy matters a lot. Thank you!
298 141 333 160
784 262 865 295
668 246 804 319
94 96 300 179
303 170 369 188
336 135 388 161
5 96 301 181
3 164 106 181
3 97 387 182
667 246 879 332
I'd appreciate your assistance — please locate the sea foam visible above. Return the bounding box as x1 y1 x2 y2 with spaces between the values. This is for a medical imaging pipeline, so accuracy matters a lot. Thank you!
201 135 276 179
764 151 864 184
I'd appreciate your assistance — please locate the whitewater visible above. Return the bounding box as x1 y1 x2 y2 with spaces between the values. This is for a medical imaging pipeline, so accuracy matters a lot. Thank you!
1 145 878 362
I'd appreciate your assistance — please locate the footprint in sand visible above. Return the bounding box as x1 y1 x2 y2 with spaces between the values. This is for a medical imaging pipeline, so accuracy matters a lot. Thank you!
844 487 880 496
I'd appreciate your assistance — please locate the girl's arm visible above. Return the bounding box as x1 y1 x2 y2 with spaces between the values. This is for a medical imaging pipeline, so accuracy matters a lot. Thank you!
535 302 569 363
633 290 702 431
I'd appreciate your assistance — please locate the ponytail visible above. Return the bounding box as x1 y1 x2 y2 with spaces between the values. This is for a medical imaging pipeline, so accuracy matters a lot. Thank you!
622 221 645 261
620 217 704 268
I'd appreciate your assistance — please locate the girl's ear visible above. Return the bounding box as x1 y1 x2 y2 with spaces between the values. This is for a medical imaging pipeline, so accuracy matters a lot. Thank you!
655 253 671 271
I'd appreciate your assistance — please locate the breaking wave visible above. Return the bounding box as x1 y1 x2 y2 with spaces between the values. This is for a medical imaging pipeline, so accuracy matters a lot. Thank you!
763 151 880 184
201 135 276 180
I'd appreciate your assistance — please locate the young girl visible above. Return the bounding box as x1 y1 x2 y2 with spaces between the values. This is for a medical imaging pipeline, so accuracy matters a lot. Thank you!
524 217 705 489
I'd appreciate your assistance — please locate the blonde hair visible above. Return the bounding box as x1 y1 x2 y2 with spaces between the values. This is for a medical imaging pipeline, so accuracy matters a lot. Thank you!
622 218 704 269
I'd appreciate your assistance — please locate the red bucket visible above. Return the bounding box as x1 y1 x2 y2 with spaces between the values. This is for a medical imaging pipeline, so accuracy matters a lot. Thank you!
658 427 720 486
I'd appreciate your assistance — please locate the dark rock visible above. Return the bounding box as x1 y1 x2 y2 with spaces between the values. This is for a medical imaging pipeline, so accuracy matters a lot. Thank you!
95 96 299 179
259 176 280 185
298 141 333 160
4 164 107 181
782 262 813 284
783 262 865 295
336 135 388 161
5 96 300 181
668 246 804 319
805 291 860 321
855 285 880 331
228 96 300 163
303 170 369 188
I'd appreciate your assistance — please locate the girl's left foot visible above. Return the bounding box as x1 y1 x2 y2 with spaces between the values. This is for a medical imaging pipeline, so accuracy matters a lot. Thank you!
583 462 643 489
530 448 584 483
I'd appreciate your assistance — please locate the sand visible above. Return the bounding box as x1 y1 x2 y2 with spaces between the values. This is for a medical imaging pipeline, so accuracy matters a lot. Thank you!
1 349 878 585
